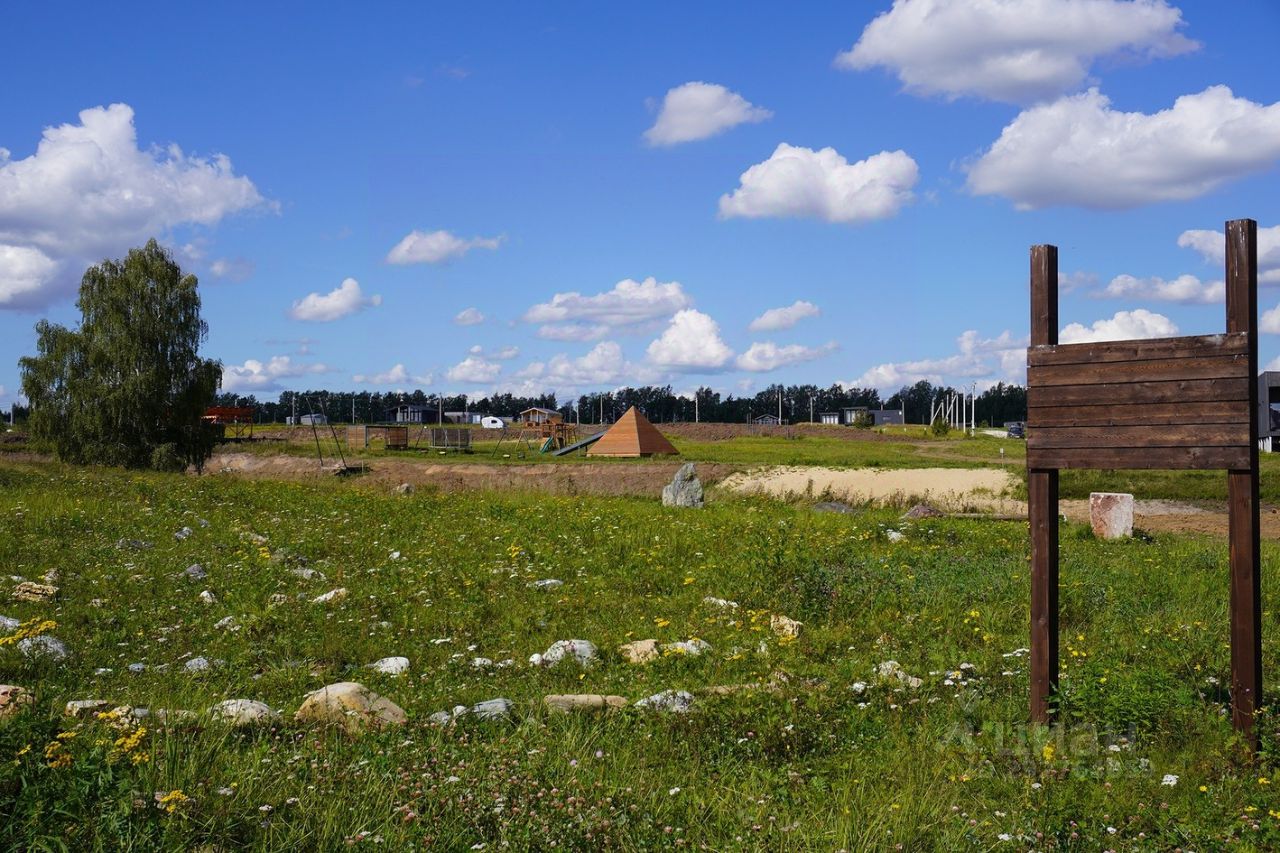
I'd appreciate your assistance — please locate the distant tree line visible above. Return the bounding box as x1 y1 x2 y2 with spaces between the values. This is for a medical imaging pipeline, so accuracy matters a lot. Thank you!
216 380 1027 426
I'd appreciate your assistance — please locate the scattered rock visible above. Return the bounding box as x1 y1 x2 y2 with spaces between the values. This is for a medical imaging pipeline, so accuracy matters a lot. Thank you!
294 682 407 733
214 615 239 631
19 635 68 660
127 662 146 674
619 638 660 664
428 705 470 726
663 639 712 656
544 694 628 713
312 588 348 604
198 590 217 605
117 538 152 551
770 614 803 639
246 532 268 546
292 567 324 580
535 639 598 668
850 681 868 694
702 596 738 610
885 529 904 543
876 660 923 690
174 527 193 541
210 699 280 727
42 569 60 584
12 582 57 602
368 656 410 676
662 463 704 508
635 690 695 713
528 579 563 590
153 708 198 726
0 685 33 719
197 518 210 528
65 699 112 718
184 656 214 673
393 482 415 495
267 593 289 607
902 503 944 520
470 657 494 669
0 615 18 632
1090 492 1134 540
470 698 514 721
813 501 858 515
182 564 207 581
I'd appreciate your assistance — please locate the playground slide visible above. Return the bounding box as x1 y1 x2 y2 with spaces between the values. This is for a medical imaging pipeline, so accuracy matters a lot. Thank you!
552 431 604 456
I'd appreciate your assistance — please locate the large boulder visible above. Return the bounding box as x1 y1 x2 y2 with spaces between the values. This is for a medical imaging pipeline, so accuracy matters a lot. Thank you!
0 685 33 719
294 682 406 732
210 699 280 727
1090 492 1134 539
619 638 660 664
662 463 704 508
12 582 57 602
531 639 598 668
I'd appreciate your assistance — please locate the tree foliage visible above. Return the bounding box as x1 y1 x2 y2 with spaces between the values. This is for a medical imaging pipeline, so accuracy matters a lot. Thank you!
19 240 222 470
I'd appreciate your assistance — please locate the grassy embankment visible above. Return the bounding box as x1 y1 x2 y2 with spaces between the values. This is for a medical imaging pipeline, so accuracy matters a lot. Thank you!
3 459 1280 848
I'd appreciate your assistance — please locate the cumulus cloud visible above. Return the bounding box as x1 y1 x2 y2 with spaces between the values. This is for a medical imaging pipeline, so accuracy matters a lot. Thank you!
289 278 382 322
1178 224 1280 284
646 309 733 370
847 329 1027 390
1099 273 1223 304
736 341 837 372
469 344 519 360
523 277 692 341
748 300 820 332
1059 308 1178 343
221 356 333 393
209 256 254 282
719 144 918 224
0 103 268 309
1261 305 1280 335
386 229 503 265
516 341 632 389
454 307 485 325
352 364 411 385
968 86 1280 210
644 82 772 146
446 355 502 384
836 0 1197 104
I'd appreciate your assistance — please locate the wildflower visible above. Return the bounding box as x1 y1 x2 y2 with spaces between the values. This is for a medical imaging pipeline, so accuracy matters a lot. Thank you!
1199 785 1208 793
259 804 273 813
1161 774 1179 787
0 617 58 647
654 617 671 628
683 576 695 585
669 787 681 796
1260 777 1271 786
158 789 191 814
1041 743 1055 761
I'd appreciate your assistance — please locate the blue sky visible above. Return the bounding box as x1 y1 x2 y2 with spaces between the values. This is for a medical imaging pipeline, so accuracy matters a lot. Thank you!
2 0 1279 408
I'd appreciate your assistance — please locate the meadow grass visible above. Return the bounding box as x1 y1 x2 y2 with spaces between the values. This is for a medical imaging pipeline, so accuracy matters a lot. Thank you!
3 460 1280 849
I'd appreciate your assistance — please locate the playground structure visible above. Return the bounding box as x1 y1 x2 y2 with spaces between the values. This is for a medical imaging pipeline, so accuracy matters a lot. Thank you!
203 406 254 440
587 406 678 457
348 425 409 450
491 419 580 457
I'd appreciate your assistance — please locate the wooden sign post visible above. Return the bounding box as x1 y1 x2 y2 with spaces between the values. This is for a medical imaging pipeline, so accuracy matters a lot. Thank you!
1026 219 1261 742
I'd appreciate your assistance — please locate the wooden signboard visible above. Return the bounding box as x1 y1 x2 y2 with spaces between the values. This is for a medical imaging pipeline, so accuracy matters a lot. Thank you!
1026 219 1260 741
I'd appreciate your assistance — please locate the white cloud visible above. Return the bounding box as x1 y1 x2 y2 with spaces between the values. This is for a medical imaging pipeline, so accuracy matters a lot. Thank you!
469 344 519 360
1261 305 1280 335
221 356 333 394
454 307 485 325
517 341 632 389
646 309 733 370
1099 273 1223 304
0 103 268 309
748 300 820 332
209 256 254 282
736 341 837 372
446 355 502 384
847 329 1027 390
644 82 772 146
524 277 692 340
968 86 1280 210
352 364 411 385
1178 224 1280 284
1059 308 1178 343
289 278 382 322
719 143 918 224
836 0 1197 104
386 229 503 265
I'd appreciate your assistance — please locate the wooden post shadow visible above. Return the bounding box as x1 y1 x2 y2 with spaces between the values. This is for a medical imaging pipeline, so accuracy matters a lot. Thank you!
1026 219 1261 744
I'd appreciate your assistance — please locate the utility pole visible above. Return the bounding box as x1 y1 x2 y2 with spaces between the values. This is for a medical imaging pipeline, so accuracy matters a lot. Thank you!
694 391 699 424
777 387 782 424
809 395 814 423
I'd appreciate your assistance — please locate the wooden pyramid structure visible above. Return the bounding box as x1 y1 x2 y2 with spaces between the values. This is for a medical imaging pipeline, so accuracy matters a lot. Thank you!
587 406 679 458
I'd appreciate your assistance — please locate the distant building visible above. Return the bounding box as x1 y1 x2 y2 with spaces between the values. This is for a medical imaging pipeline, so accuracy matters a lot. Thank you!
519 407 563 425
752 414 782 426
819 412 840 425
868 409 904 426
394 404 438 424
299 413 327 426
443 411 483 425
1259 372 1280 448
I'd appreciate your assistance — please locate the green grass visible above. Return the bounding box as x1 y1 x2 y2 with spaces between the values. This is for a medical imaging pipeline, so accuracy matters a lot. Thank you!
4 460 1280 849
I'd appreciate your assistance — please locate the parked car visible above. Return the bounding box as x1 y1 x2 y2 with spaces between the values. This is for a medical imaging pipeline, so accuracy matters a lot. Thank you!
1006 422 1025 439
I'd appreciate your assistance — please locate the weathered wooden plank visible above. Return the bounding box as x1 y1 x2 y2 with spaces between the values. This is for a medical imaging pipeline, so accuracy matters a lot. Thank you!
1029 467 1058 726
1028 353 1248 388
1029 400 1247 427
1027 423 1251 449
1027 445 1250 470
1027 377 1249 408
1028 333 1247 367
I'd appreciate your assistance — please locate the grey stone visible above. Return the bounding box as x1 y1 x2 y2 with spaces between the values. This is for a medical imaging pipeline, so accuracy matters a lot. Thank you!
902 503 944 520
174 527 193 541
368 656 410 676
876 660 922 690
1090 492 1134 540
528 579 563 590
210 699 279 727
635 690 695 713
0 684 33 719
619 638 660 664
662 639 712 656
65 699 113 718
535 639 598 668
0 615 18 632
544 694 627 713
311 587 347 604
184 656 212 673
662 463 704 508
127 662 146 674
470 698 513 720
393 482 415 495
813 501 857 515
182 564 207 581
19 635 67 660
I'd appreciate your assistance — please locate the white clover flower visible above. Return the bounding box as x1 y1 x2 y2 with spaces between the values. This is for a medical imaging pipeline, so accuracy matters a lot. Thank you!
1162 774 1179 786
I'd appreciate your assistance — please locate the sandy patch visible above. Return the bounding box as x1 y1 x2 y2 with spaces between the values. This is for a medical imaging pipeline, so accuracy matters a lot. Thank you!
719 466 1018 509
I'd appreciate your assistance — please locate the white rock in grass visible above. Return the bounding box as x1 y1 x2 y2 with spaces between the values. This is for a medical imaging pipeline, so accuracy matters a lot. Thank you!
876 660 923 690
312 588 348 604
198 590 217 605
294 681 407 732
0 685 33 719
662 639 712 656
185 656 212 673
214 615 239 631
702 596 739 610
0 615 19 632
210 699 280 727
182 564 207 581
1089 492 1134 539
537 639 598 667
19 635 68 660
471 657 494 669
470 698 514 720
65 699 112 718
635 690 695 713
885 529 904 543
528 579 563 590
174 527 193 541
619 639 660 664
292 567 324 581
127 662 146 674
368 656 410 676
770 614 803 638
